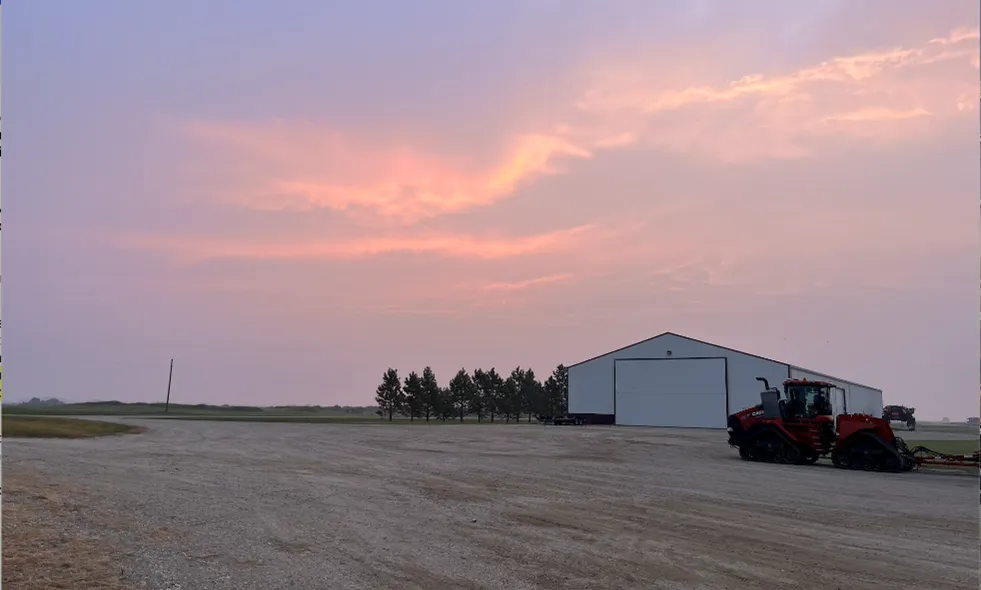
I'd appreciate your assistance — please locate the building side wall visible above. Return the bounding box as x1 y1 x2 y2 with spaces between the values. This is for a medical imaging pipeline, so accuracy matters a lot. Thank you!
789 367 883 416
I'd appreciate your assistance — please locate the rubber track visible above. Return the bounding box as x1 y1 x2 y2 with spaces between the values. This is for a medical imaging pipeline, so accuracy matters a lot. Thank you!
745 426 805 464
841 432 908 472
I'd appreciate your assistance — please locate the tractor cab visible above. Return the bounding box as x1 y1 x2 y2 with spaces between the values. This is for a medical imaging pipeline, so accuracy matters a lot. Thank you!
783 379 835 420
756 377 837 422
754 377 840 453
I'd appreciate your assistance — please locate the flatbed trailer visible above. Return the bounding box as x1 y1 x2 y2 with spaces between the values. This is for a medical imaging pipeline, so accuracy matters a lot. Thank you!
535 414 585 426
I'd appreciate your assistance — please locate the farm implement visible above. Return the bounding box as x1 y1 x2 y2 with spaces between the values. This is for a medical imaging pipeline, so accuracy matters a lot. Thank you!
908 445 979 469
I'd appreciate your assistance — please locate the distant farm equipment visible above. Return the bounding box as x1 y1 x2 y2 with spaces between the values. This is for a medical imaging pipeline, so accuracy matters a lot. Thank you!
882 405 916 431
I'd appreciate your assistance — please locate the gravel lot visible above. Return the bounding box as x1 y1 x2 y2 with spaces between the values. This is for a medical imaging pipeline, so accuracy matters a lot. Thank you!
4 419 977 590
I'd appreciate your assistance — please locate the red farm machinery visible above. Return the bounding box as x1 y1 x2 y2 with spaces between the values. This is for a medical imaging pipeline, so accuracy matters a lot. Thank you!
727 377 979 473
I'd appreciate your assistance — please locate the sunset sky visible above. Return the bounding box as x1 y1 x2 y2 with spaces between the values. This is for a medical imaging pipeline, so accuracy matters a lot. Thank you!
5 1 979 419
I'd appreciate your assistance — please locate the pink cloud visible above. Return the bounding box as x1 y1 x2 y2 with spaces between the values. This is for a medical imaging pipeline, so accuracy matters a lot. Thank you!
175 27 977 222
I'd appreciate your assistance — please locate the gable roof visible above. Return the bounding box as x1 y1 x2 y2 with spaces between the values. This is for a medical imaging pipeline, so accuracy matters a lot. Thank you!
568 331 879 391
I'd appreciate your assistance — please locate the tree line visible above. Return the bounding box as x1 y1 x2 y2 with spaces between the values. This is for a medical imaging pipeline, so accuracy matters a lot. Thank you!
374 365 569 423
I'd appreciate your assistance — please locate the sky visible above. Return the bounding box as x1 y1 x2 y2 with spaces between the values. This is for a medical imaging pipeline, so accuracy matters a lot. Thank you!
4 1 979 420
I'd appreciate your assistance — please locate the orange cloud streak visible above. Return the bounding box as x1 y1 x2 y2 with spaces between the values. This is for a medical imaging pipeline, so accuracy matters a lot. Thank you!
183 121 592 223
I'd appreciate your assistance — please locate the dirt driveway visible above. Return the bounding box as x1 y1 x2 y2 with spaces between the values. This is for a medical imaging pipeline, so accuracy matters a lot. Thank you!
3 420 976 589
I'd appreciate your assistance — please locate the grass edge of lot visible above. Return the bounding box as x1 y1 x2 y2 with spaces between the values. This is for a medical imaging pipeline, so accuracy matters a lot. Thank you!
3 416 146 438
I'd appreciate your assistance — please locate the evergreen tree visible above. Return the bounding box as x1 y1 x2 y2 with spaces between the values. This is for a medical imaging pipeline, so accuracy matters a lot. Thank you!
554 364 569 415
543 364 569 416
521 368 543 422
472 368 489 422
485 367 504 422
375 368 402 422
419 366 440 422
501 375 519 422
510 367 527 421
436 386 454 422
403 371 423 421
449 368 477 422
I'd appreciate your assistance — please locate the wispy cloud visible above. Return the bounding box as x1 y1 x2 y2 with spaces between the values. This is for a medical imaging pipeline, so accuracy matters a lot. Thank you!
821 107 932 123
113 225 596 263
571 26 978 160
929 27 980 45
578 27 979 113
467 273 574 292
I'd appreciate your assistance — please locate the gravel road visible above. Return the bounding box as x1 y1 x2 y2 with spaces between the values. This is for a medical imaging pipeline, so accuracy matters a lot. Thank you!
4 419 977 590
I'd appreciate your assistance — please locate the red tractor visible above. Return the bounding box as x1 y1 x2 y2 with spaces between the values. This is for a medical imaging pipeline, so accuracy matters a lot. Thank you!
726 377 915 472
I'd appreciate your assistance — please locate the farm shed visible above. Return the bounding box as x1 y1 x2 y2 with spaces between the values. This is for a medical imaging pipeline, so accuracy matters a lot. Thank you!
567 332 882 428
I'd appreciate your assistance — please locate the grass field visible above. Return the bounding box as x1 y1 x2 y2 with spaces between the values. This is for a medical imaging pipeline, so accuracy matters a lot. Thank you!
3 401 539 425
141 414 537 425
904 438 980 456
2 401 376 417
3 416 144 438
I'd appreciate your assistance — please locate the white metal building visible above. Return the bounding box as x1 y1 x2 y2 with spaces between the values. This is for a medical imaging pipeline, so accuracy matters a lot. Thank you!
567 332 882 429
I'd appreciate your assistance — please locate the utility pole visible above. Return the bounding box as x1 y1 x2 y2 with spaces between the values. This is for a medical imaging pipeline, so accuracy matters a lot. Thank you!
165 359 174 413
